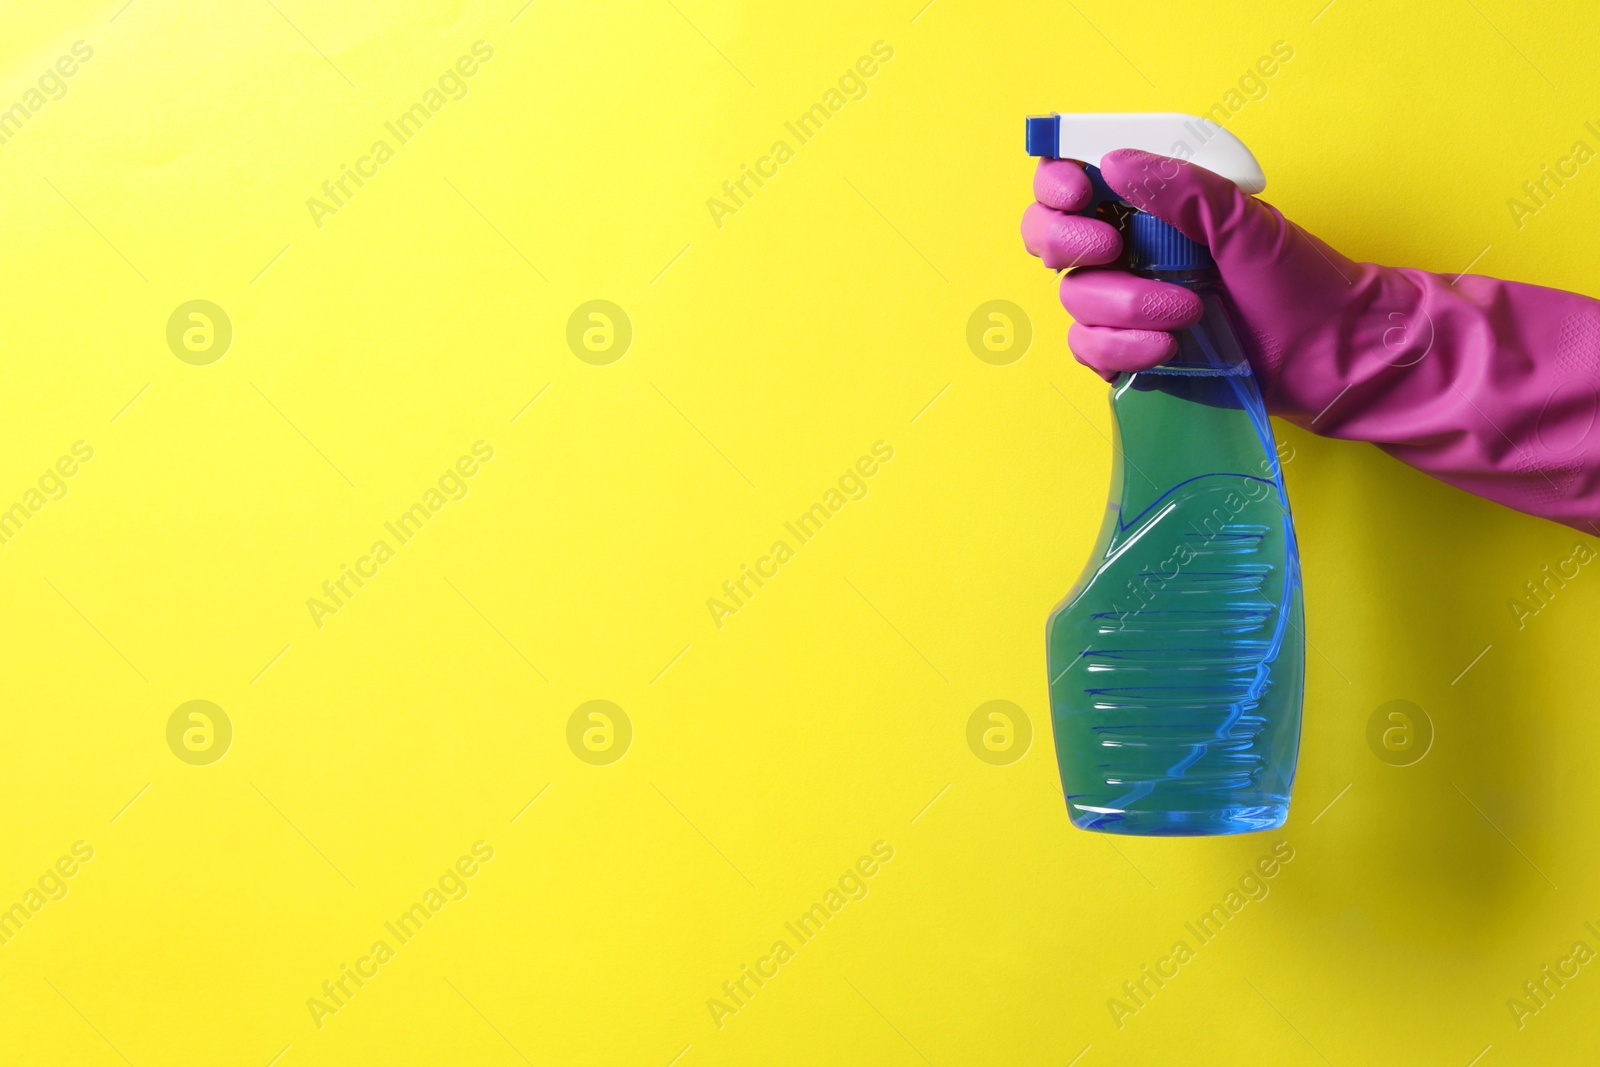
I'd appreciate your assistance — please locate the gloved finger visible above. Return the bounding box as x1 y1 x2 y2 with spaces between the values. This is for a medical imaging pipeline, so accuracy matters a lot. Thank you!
1021 203 1121 269
1098 148 1330 274
1098 149 1241 251
1058 269 1204 330
1067 323 1177 374
1033 158 1093 212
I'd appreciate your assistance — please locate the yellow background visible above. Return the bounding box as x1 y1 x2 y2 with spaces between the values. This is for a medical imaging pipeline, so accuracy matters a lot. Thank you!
1 1 1598 1064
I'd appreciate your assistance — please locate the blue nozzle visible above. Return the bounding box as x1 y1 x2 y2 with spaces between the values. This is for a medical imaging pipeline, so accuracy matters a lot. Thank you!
1025 114 1059 157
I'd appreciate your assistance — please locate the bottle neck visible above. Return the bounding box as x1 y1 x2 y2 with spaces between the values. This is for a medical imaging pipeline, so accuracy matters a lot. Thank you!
1124 278 1249 376
1106 277 1276 523
1126 210 1212 272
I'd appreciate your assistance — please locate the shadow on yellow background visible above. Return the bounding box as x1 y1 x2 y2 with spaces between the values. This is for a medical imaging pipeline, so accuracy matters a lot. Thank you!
0 1 1596 1064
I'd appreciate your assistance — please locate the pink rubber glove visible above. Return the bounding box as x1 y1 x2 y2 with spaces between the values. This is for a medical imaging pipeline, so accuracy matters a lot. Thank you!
1022 148 1600 533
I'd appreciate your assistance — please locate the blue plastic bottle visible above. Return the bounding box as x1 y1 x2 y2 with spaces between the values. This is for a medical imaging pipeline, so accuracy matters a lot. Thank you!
1028 114 1305 835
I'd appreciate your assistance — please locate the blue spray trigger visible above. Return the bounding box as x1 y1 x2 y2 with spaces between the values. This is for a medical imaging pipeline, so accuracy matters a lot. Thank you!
1081 164 1122 210
1072 164 1211 270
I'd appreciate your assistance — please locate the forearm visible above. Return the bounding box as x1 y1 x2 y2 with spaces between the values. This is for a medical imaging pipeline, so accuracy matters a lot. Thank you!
1261 264 1600 532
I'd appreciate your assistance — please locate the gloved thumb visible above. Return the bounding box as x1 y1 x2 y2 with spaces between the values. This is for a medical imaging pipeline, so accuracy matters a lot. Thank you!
1097 148 1287 268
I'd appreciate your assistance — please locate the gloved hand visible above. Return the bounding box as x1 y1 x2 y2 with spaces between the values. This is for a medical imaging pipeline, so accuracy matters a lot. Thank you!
1021 148 1600 533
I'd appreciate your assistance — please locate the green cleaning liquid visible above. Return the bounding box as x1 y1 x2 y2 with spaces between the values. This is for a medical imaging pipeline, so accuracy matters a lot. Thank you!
1046 264 1305 835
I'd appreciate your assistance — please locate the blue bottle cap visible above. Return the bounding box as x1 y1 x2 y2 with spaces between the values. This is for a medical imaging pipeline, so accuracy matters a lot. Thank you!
1127 212 1213 271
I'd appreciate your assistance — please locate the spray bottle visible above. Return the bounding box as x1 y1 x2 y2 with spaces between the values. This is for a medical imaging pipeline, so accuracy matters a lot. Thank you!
1027 113 1304 835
